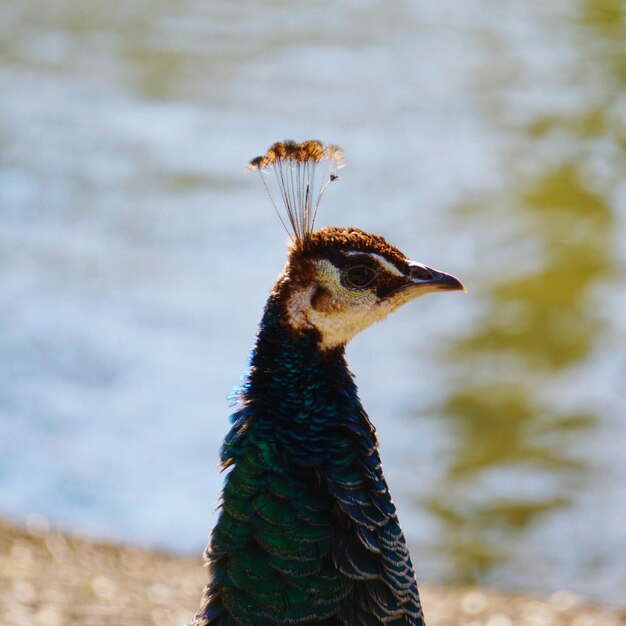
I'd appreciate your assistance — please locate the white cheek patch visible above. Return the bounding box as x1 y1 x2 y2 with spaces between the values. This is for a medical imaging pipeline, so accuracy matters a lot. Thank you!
284 259 369 345
284 257 409 350
307 302 385 349
285 283 317 330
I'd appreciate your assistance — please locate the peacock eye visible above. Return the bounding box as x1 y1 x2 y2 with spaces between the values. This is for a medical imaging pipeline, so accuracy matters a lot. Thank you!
344 264 378 289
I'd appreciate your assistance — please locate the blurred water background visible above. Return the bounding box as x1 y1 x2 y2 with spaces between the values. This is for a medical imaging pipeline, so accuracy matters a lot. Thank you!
1 0 625 609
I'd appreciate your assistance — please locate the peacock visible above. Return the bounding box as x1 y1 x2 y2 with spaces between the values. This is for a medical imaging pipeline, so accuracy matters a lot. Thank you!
191 140 465 626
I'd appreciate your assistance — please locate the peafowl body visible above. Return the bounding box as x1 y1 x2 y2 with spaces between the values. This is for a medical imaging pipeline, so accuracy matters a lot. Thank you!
192 142 464 626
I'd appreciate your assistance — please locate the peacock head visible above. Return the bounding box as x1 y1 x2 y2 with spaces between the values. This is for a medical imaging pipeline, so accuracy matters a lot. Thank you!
249 140 465 350
273 226 464 349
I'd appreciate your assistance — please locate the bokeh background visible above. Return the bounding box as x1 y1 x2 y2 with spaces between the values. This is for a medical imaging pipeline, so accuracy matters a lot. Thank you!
1 0 625 609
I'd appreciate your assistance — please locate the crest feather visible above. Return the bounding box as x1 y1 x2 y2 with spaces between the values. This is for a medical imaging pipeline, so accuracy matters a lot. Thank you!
249 140 346 243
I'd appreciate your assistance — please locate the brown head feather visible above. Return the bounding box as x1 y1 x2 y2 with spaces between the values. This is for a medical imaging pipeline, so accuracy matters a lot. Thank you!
299 227 410 271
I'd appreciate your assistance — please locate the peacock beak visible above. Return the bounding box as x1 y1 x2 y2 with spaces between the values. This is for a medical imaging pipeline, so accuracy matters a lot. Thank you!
406 262 467 294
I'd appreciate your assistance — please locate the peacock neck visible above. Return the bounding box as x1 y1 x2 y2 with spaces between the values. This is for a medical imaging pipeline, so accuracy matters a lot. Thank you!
252 296 354 406
223 294 376 469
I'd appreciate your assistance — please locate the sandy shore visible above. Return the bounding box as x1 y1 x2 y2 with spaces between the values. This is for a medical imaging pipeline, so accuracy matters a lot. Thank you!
0 517 623 626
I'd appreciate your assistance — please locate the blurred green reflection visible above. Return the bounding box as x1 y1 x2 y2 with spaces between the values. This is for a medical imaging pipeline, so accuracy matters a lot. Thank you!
424 0 624 586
